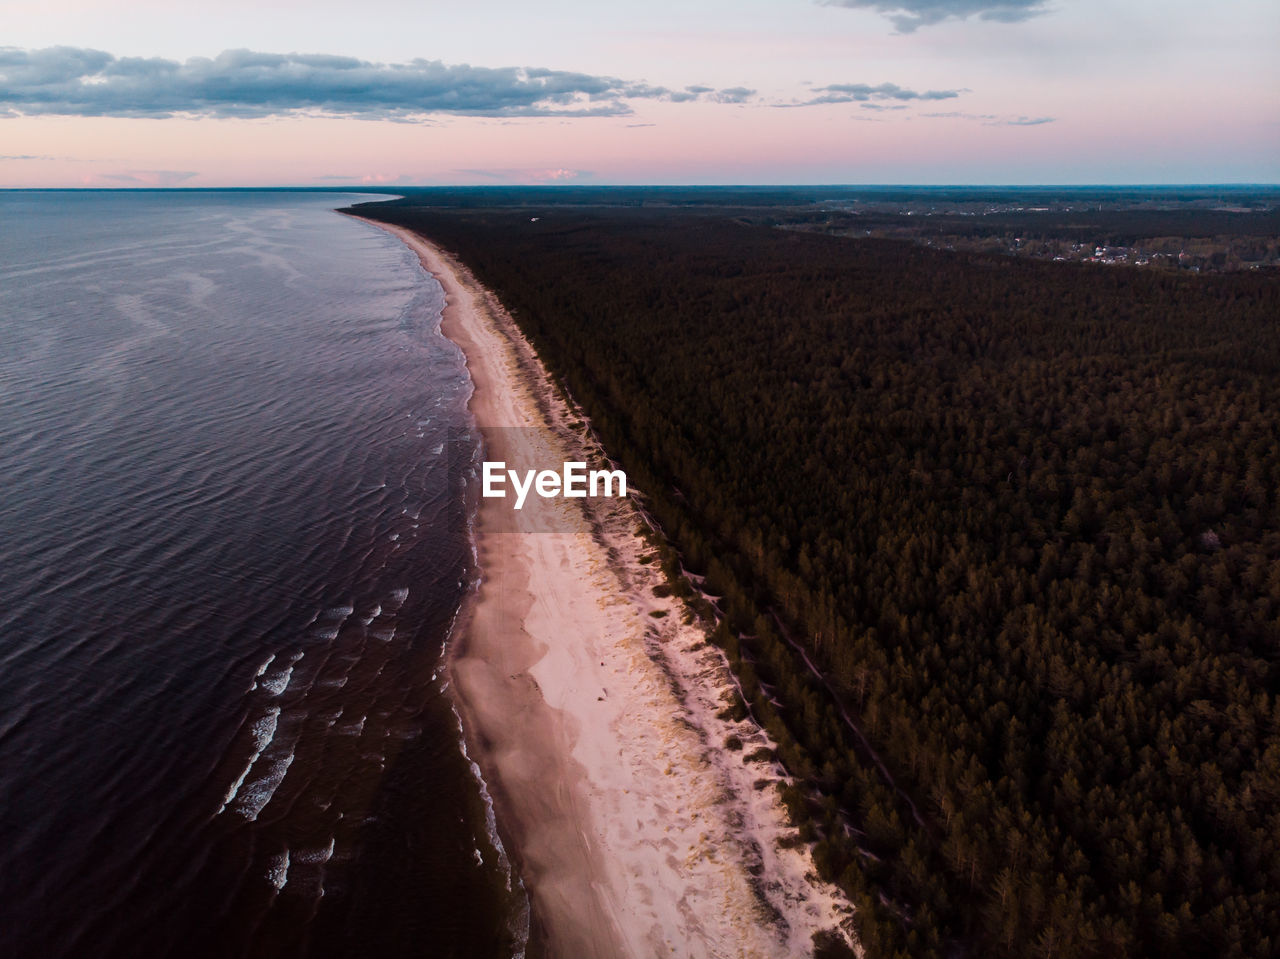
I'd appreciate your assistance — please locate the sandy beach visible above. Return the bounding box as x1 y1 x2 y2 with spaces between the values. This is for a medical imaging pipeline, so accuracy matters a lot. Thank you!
351 215 858 958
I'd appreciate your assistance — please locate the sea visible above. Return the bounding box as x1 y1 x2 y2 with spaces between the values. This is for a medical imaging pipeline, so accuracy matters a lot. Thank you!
0 191 526 958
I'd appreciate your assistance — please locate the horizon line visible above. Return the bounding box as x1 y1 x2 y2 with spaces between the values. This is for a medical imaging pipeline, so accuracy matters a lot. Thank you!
4 182 1279 191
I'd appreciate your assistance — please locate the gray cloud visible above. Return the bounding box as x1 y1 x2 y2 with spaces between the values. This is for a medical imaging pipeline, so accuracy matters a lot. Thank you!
782 82 961 107
923 111 1055 125
0 153 56 159
923 111 997 120
665 85 707 103
819 0 1049 32
0 46 753 120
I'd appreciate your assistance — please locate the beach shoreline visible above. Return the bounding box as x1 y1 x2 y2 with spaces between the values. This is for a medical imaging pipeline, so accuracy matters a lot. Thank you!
346 213 858 958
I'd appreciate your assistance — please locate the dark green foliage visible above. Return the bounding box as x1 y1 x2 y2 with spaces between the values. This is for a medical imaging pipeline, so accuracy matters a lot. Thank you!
813 927 861 958
355 202 1280 958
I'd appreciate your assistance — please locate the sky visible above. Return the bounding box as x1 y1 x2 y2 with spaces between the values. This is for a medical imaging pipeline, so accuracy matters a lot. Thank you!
1 0 1277 186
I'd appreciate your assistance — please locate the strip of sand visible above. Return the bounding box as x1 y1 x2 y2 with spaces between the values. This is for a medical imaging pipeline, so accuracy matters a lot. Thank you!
350 214 858 958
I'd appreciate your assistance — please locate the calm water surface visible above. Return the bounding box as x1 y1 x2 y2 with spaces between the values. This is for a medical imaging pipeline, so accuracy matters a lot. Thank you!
0 191 524 958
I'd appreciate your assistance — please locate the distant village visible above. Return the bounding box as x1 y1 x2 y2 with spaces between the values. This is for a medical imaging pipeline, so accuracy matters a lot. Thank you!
786 196 1280 274
911 234 1280 272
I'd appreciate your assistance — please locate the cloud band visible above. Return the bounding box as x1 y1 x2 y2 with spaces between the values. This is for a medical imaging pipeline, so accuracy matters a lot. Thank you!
782 82 962 107
820 0 1049 32
0 47 754 120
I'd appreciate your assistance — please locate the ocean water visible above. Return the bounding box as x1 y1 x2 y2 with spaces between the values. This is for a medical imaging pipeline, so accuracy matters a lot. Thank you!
0 191 524 958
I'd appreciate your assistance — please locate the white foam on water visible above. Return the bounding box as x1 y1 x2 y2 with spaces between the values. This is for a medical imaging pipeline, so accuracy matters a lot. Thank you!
452 702 518 895
318 676 348 689
389 587 409 605
324 605 354 619
218 762 255 817
430 442 444 455
267 850 290 893
361 605 381 624
250 653 276 691
372 628 395 642
238 750 295 821
314 627 340 640
216 706 281 815
260 667 293 696
251 706 282 751
295 837 336 865
337 716 366 736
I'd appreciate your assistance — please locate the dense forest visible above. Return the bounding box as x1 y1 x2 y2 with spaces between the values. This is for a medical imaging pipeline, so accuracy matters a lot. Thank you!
352 197 1280 958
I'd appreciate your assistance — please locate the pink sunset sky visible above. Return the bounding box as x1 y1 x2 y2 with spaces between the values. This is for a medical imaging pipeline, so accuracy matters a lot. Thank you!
2 0 1277 186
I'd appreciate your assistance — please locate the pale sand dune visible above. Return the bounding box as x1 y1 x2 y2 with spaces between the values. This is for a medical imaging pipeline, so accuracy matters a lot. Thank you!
351 215 859 958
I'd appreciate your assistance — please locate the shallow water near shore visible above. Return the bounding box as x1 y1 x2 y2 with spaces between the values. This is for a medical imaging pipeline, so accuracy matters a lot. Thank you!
0 191 525 958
